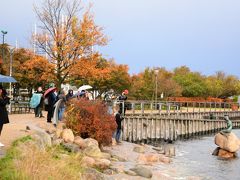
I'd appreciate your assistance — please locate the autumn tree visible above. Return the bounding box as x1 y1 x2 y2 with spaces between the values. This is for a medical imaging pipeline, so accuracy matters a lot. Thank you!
130 68 182 100
213 71 240 98
156 68 182 98
70 57 131 95
131 68 155 100
34 0 107 89
20 55 55 89
99 61 131 95
69 56 111 88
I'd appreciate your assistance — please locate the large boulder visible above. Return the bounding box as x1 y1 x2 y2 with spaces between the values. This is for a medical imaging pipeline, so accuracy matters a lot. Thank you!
215 132 240 152
74 136 87 149
84 138 99 147
26 125 52 147
94 159 111 170
81 168 105 180
218 148 236 158
83 145 102 158
130 166 153 179
62 143 81 153
81 156 96 167
61 129 74 143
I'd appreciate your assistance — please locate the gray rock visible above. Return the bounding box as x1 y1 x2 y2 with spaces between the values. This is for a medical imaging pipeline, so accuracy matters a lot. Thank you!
27 124 52 147
62 142 81 153
215 132 240 153
83 145 102 158
130 166 153 178
111 155 127 162
81 168 105 180
84 138 99 147
61 129 74 143
124 170 137 176
74 136 86 149
81 156 95 167
94 159 111 170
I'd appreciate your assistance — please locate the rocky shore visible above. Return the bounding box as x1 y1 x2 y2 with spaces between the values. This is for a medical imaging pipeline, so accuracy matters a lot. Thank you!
25 122 177 180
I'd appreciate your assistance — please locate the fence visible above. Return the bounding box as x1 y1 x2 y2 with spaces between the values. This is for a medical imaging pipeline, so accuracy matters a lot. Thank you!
122 115 240 143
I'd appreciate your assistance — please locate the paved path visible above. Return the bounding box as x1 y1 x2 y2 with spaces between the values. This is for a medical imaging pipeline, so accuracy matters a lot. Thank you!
0 111 49 157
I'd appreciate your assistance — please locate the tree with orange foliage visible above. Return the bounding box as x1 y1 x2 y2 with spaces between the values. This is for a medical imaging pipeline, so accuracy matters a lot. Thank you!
70 56 131 96
20 55 55 89
34 0 107 89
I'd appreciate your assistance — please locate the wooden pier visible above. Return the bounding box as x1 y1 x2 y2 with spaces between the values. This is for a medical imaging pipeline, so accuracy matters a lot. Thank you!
120 101 240 142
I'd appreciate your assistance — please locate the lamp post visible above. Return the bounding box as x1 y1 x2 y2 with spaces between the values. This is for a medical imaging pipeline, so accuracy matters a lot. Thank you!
1 30 7 63
8 47 15 113
154 69 159 103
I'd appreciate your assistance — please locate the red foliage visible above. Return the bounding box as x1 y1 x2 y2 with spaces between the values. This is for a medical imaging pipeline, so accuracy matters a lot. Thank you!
65 99 116 146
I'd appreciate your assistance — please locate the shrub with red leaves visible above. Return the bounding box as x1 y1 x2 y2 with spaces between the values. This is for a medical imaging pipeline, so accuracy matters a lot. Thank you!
65 99 117 146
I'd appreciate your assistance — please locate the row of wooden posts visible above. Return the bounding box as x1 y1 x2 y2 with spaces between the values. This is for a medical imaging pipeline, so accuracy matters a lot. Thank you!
122 111 240 143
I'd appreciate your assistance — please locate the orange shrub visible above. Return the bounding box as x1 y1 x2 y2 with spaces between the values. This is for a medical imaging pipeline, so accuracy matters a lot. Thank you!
65 99 117 146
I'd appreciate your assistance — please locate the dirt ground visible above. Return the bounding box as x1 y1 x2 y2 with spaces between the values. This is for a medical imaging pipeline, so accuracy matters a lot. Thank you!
0 111 50 157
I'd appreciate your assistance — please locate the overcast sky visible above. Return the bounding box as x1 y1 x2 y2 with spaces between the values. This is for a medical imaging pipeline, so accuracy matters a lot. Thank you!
1 0 240 77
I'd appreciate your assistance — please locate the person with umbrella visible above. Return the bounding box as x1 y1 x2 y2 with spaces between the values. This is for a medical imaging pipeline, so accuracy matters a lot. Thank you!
30 86 44 118
0 85 10 147
44 87 57 123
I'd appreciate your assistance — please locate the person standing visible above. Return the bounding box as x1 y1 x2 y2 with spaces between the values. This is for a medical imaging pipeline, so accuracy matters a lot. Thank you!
66 89 74 101
34 86 44 118
0 85 10 147
46 89 57 123
57 89 66 121
118 89 128 115
114 105 124 144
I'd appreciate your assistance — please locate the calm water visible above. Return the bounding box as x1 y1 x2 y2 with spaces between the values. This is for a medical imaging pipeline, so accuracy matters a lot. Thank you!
161 129 240 180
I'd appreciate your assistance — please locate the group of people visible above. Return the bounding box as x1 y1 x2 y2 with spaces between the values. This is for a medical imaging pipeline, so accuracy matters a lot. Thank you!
0 85 128 147
31 87 74 124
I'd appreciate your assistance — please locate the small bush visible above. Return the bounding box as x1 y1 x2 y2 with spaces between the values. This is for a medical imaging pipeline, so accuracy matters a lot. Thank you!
65 99 117 146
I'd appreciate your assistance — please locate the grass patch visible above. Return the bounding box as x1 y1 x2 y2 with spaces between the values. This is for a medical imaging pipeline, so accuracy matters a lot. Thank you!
0 136 85 180
0 136 32 179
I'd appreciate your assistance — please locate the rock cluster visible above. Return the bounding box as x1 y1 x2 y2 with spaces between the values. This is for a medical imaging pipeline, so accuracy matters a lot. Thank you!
213 132 240 158
26 123 173 179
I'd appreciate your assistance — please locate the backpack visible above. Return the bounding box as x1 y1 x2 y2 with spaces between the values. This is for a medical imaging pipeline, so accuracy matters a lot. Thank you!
29 93 41 108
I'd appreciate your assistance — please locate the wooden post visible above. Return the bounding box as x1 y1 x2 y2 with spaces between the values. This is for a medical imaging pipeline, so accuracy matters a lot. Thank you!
159 118 162 139
132 103 135 115
141 102 144 115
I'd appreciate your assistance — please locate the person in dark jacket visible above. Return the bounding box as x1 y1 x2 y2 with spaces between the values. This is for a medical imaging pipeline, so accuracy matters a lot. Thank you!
66 89 74 101
57 89 67 121
34 86 44 118
114 105 124 143
118 89 128 115
0 85 10 147
46 89 57 123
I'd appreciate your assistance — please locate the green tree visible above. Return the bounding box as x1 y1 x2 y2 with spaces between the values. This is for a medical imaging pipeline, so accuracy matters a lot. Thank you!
173 66 207 97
